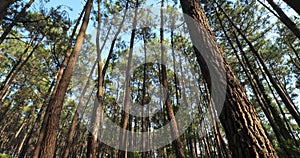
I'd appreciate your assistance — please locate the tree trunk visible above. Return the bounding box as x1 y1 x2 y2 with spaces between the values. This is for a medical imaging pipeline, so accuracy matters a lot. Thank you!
161 0 185 157
141 28 149 158
87 0 103 157
35 0 93 157
219 5 300 127
64 54 100 158
282 0 300 15
32 4 85 157
0 35 38 105
0 0 16 23
265 0 300 40
234 31 294 139
0 41 42 106
233 32 298 157
118 1 139 157
0 0 35 44
102 2 129 79
180 0 278 157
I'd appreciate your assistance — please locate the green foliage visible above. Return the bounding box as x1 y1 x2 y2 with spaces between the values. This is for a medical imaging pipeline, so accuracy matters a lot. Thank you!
1 0 299 157
0 153 13 158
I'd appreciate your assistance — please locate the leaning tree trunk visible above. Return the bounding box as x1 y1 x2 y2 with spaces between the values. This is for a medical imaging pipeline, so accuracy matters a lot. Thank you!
219 5 300 127
35 0 93 157
282 0 300 16
0 0 16 24
265 0 300 40
32 3 86 157
118 1 138 157
0 35 37 104
233 31 298 157
179 0 278 157
0 0 16 23
0 0 35 44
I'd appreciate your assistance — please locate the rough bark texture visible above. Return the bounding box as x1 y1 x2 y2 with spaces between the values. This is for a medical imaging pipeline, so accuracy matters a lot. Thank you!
219 5 300 127
32 3 86 157
179 0 278 157
36 0 93 157
233 31 298 157
219 11 297 152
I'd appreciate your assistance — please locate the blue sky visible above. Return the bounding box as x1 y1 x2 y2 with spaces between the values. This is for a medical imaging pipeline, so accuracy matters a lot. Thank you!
30 0 299 105
39 0 86 19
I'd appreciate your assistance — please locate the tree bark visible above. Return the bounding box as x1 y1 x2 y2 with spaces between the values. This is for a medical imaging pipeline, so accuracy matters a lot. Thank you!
32 4 86 157
36 0 93 157
118 1 139 157
233 31 293 139
218 5 300 127
180 0 278 157
233 31 298 157
161 0 185 157
0 0 16 24
87 0 103 157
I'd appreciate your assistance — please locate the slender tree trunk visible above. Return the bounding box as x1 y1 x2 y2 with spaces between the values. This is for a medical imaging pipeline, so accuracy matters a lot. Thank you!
216 7 298 149
87 1 103 157
180 0 278 157
63 69 99 158
35 0 93 157
202 78 225 158
118 1 139 157
234 34 297 156
141 28 148 158
0 35 37 104
16 79 55 157
219 5 300 127
0 0 35 44
63 27 111 156
32 5 85 157
234 31 294 139
64 62 95 158
64 7 113 158
217 6 297 148
0 38 42 106
286 42 300 63
265 0 300 40
264 69 300 146
102 2 129 78
161 0 185 157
